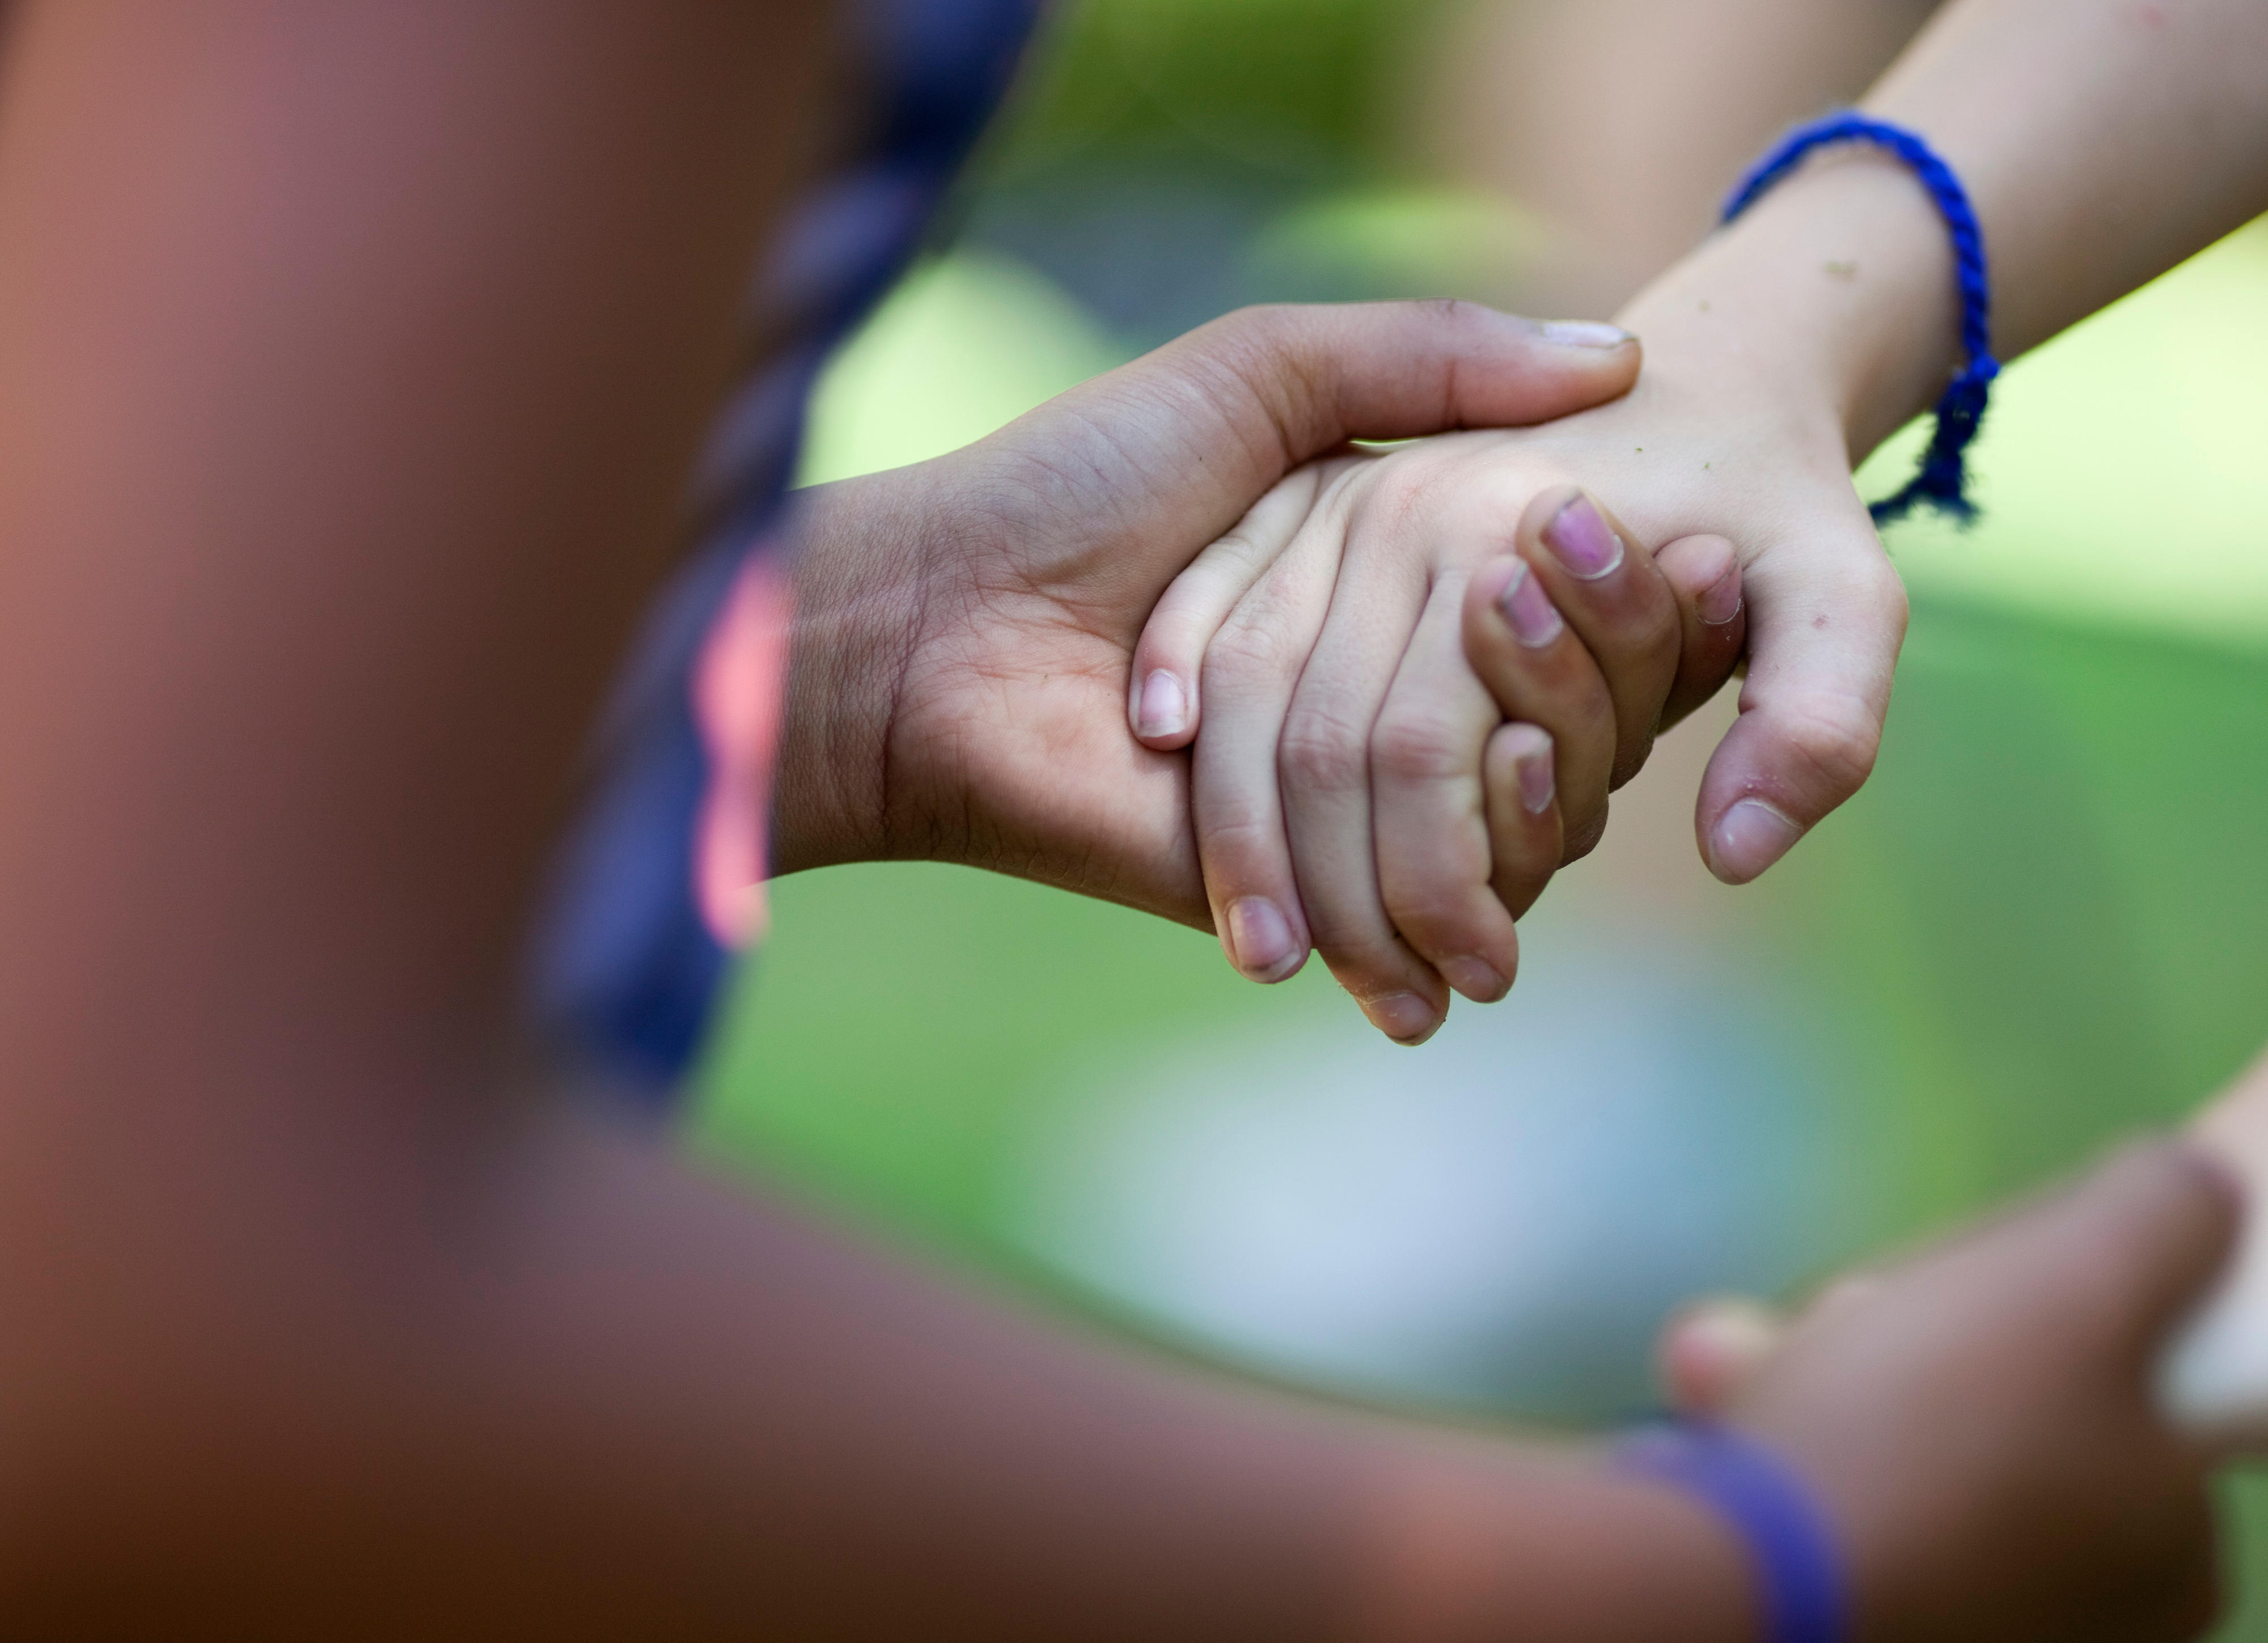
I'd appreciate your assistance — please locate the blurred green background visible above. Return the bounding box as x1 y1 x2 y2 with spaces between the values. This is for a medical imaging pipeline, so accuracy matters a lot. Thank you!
696 0 2268 1628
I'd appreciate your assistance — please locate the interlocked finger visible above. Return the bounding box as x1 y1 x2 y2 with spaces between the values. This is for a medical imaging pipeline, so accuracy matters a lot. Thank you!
1369 569 1522 1005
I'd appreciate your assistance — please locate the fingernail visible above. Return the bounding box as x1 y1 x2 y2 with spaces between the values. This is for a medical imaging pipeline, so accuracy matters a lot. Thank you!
1496 562 1564 648
1698 564 1743 626
1224 896 1302 981
1136 670 1188 739
1661 1297 1785 1412
1541 319 1635 349
1441 957 1508 1002
1514 739 1555 814
1543 493 1625 581
1707 798 1801 883
1368 992 1441 1045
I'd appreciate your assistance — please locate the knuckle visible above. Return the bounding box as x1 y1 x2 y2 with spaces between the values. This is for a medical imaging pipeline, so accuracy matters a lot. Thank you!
1213 302 1300 350
1135 612 1201 675
1370 706 1471 787
1305 916 1403 974
1353 459 1447 545
1194 801 1278 867
1381 833 1490 919
1383 888 1483 955
1865 555 1912 632
1198 306 1327 454
1201 522 1265 576
1777 693 1884 796
1412 296 1486 331
1823 548 1910 647
1279 705 1370 795
1201 616 1290 688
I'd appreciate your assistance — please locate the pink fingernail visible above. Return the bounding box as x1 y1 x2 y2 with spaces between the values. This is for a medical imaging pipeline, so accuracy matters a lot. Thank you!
1225 896 1302 981
1707 799 1801 883
1543 493 1625 581
1515 739 1555 814
1441 957 1509 1002
1496 562 1565 649
1698 565 1743 626
1540 319 1635 349
1368 992 1441 1045
1136 670 1188 739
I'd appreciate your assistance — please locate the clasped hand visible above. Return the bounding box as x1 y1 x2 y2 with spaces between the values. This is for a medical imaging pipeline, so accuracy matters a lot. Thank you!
777 294 1896 1041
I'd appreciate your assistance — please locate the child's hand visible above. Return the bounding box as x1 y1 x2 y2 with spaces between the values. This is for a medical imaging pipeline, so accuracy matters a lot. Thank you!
2155 1045 2268 1442
2186 1045 2268 1188
1658 1139 2239 1642
1126 224 1921 1038
1130 451 1745 1042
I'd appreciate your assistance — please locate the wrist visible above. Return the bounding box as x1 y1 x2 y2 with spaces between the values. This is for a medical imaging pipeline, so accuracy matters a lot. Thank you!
1618 149 1962 465
1359 1443 1757 1643
768 471 928 876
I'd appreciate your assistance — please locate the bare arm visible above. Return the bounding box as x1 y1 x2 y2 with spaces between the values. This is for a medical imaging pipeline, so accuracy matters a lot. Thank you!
1424 0 1944 315
1556 0 2268 885
0 5 1744 1635
0 5 2241 1638
1658 0 2268 468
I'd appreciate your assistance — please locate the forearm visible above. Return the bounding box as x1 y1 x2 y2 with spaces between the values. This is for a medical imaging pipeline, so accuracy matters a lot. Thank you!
5 1097 1751 1641
0 6 1746 1624
1869 0 2268 363
1617 0 2268 460
1442 0 1941 314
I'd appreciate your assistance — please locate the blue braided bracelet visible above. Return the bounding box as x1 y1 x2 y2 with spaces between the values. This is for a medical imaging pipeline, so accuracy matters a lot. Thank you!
1722 111 1998 527
1615 1422 1848 1643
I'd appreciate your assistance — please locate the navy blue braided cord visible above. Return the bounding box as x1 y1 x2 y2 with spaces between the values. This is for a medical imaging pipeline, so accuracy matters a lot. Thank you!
531 0 1043 1099
1722 112 1998 527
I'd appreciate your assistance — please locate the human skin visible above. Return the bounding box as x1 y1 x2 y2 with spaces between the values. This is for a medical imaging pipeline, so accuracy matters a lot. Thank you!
0 3 2249 1638
766 302 1652 914
1674 1052 2268 1419
703 310 1707 1005
1127 459 1746 1039
1131 0 2268 1043
1668 1057 2268 1638
1418 0 1943 317
1670 1140 2241 1643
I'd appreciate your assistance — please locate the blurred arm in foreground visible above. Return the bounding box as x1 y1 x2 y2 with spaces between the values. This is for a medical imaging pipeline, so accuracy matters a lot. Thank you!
0 3 2242 1639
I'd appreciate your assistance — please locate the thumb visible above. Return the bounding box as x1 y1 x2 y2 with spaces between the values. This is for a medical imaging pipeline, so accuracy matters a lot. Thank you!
1658 1295 1788 1417
2185 1040 2268 1178
1693 523 1907 884
1996 1140 2242 1370
993 302 1639 569
1150 300 1641 472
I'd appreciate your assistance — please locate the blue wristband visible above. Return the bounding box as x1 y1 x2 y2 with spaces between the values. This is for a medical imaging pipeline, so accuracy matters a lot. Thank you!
1721 111 1998 527
1614 1422 1848 1643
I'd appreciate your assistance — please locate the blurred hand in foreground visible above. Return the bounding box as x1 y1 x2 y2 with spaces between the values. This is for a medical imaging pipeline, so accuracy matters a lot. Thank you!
1658 1138 2239 1642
